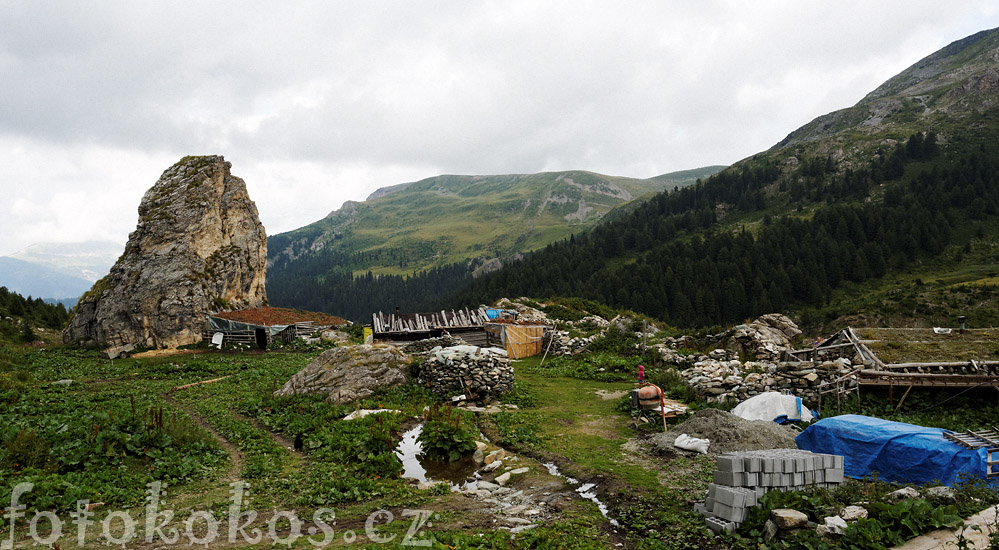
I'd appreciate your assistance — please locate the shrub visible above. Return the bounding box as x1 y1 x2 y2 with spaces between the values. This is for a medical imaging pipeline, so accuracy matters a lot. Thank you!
418 404 477 462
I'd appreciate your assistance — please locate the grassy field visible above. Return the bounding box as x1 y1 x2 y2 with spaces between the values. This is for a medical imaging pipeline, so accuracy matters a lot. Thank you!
2 340 998 549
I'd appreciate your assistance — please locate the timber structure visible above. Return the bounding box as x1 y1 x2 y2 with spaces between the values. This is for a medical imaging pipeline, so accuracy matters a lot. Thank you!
789 327 999 413
372 307 491 346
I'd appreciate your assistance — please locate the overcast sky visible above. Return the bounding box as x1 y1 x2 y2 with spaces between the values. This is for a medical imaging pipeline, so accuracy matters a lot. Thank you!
2 1 998 257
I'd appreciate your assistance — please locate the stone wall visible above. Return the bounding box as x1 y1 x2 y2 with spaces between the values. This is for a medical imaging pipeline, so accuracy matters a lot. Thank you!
655 346 861 406
418 346 514 398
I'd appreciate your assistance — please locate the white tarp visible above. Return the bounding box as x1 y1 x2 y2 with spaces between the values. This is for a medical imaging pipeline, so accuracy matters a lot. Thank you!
732 391 814 423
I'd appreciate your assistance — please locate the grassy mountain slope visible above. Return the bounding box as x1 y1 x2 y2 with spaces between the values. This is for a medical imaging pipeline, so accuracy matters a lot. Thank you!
269 27 999 328
454 27 999 331
268 167 723 277
773 27 999 163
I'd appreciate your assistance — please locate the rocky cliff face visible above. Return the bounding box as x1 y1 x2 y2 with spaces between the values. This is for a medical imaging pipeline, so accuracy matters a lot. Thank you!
64 155 267 349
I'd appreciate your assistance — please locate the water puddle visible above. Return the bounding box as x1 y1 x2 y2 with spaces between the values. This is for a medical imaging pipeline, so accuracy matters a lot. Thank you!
395 424 479 486
543 462 619 526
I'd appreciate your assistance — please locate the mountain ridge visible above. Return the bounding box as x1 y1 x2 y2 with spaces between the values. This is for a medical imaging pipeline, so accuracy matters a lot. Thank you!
267 166 724 276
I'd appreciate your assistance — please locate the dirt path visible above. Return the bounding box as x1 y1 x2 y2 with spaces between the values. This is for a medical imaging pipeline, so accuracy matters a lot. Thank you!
236 412 308 461
161 393 243 480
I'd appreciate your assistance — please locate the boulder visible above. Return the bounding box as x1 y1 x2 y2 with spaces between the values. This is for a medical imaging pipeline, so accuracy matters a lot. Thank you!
771 508 808 530
840 505 868 521
274 344 410 404
64 156 266 349
886 487 921 502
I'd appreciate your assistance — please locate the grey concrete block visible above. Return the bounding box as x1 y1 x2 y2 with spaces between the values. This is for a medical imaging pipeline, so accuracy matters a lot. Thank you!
707 483 719 499
694 503 716 518
705 516 736 535
716 455 744 473
826 468 844 483
714 471 743 486
715 486 747 508
745 457 762 472
713 502 749 523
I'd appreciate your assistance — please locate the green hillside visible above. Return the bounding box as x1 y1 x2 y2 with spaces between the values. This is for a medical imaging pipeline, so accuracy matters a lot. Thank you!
268 167 723 278
454 27 999 331
268 27 999 327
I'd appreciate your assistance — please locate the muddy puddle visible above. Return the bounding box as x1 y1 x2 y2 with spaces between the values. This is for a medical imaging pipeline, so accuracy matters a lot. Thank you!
543 462 620 526
395 424 479 486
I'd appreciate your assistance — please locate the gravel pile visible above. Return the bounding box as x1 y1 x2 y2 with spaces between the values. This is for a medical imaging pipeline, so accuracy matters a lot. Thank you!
651 408 799 455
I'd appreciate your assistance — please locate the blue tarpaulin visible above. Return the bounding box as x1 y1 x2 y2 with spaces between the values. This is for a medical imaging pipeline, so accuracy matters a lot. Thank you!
795 414 994 486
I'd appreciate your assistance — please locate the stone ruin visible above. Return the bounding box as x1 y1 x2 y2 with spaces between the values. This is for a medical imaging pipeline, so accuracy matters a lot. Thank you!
64 156 267 349
417 345 514 399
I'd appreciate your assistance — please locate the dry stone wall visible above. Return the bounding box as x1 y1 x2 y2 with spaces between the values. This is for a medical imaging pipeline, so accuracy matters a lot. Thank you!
418 346 514 398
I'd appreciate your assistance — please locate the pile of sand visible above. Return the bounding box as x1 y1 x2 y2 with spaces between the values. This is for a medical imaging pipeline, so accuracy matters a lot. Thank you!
650 408 799 455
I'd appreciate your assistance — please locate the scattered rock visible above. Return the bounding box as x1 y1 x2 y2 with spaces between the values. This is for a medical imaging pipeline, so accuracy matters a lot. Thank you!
473 449 485 465
274 345 410 404
484 450 505 464
477 481 501 491
924 485 956 502
886 487 921 502
495 472 512 486
771 509 809 530
840 505 868 521
342 408 401 420
822 515 848 535
764 519 779 541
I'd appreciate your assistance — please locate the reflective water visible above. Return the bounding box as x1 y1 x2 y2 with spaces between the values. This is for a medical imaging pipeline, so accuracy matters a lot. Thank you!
395 424 479 485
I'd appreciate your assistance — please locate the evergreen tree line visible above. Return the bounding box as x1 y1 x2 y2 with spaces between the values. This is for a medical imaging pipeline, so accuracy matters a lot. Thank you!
268 132 992 327
0 287 70 330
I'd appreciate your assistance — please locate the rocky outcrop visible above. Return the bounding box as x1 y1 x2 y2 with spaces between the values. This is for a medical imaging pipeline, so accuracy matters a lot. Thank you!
709 314 802 361
274 345 410 404
64 156 267 348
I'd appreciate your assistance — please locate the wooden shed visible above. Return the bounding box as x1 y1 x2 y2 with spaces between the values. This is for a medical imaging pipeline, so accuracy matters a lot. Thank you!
371 307 491 346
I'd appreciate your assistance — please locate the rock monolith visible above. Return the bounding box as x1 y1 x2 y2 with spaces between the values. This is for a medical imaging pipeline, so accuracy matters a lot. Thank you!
64 155 267 349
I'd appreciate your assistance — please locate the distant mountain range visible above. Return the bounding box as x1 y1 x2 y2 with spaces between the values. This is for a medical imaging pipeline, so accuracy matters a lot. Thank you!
267 167 724 286
0 241 120 302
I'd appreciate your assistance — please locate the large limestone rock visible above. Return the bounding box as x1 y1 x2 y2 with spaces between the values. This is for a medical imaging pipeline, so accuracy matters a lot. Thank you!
274 345 410 404
64 156 267 349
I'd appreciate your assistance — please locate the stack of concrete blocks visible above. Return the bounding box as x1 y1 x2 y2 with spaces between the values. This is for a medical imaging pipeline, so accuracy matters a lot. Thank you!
696 449 845 535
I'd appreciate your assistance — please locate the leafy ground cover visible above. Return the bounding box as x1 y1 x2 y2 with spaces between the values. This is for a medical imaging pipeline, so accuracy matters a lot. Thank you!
1 338 998 549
